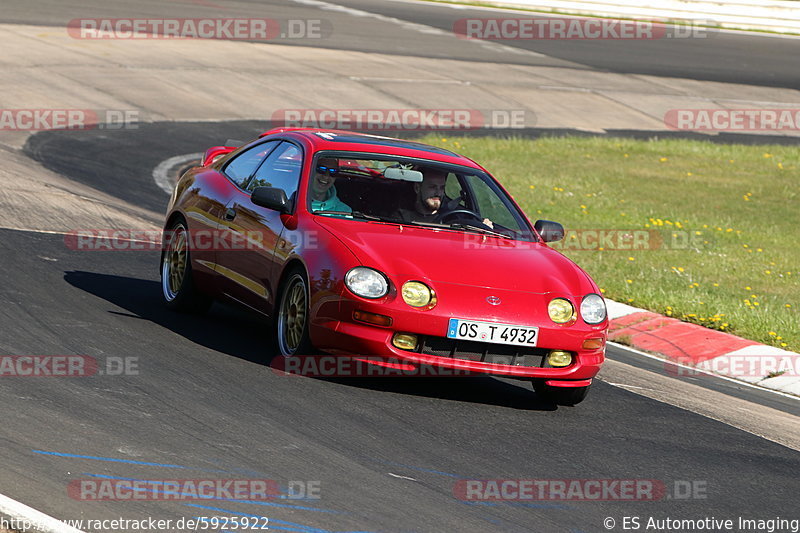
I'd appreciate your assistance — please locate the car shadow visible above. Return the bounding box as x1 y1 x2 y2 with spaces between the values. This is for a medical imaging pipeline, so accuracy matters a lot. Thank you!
64 270 559 411
64 270 272 366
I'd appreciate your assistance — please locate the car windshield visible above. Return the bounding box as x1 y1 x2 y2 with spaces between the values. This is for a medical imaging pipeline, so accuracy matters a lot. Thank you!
307 153 536 242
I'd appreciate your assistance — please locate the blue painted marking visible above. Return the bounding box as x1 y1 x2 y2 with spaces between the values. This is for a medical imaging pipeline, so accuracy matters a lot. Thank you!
33 450 189 469
32 450 232 473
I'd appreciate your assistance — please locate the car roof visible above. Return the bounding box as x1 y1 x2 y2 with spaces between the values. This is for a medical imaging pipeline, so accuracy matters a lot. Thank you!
259 128 484 170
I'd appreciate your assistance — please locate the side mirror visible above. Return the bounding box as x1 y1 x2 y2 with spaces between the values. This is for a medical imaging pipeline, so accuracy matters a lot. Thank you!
202 146 237 166
534 219 565 243
251 187 290 214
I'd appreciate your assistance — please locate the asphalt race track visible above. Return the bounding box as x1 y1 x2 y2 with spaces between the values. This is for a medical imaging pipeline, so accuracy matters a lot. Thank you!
1 0 799 531
1 225 800 532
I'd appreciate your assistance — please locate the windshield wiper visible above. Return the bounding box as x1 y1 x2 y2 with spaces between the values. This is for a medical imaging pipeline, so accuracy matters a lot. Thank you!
448 223 512 239
315 210 403 223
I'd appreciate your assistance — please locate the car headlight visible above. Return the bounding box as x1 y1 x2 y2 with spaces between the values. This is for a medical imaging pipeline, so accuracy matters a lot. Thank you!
402 281 435 308
548 298 575 324
580 293 607 324
345 267 389 299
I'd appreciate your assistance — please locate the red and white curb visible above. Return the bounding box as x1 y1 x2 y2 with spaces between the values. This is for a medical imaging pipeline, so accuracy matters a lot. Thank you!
0 493 83 533
606 300 800 397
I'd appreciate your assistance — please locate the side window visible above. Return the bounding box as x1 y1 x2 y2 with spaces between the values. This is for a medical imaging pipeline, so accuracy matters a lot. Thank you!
444 174 466 208
465 175 523 232
222 141 279 187
246 142 303 195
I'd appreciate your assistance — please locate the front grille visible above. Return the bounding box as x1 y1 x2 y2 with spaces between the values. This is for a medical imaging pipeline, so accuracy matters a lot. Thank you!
417 336 547 368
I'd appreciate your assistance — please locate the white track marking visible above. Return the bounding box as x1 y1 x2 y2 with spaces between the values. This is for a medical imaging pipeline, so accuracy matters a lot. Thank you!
152 153 203 195
289 0 545 57
0 493 84 533
388 473 418 481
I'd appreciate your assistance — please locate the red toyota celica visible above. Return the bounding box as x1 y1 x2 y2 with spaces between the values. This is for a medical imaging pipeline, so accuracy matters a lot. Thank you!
161 128 607 405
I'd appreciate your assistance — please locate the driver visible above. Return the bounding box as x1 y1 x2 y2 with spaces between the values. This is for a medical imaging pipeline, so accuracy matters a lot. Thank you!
394 169 448 223
395 169 493 228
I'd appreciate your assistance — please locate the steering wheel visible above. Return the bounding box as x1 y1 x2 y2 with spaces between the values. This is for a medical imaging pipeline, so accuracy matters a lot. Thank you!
434 209 488 227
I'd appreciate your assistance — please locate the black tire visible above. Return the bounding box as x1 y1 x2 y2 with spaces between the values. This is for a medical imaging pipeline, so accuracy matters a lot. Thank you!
275 268 314 356
532 380 590 406
160 220 212 314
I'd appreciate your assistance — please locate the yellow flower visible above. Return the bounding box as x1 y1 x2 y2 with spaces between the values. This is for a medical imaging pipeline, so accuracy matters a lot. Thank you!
659 157 668 162
628 257 635 261
763 153 772 158
529 185 535 189
624 154 629 158
441 138 447 142
600 288 606 293
786 304 792 308
768 331 777 336
626 279 633 284
778 162 784 170
765 270 771 275
781 343 788 347
687 172 693 176
745 286 752 291
713 283 719 287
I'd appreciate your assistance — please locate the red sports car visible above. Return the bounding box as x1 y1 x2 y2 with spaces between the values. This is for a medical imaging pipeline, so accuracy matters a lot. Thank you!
161 128 607 405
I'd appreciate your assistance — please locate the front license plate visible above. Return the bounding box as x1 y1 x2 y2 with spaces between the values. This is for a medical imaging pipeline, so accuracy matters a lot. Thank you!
447 319 538 347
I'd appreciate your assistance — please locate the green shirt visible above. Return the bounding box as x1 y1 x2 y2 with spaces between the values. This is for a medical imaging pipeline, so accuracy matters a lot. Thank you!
311 186 352 213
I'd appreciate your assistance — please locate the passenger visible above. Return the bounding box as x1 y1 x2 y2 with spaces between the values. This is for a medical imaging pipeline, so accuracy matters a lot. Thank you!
310 157 352 213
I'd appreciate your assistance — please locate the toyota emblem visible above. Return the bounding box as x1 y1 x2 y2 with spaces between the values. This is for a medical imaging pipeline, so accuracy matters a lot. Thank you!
486 296 501 305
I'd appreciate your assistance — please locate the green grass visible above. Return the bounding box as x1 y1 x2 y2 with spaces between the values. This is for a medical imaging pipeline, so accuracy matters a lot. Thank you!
420 135 799 351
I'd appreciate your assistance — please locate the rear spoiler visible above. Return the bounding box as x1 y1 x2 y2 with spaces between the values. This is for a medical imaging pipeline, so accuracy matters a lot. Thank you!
202 146 237 166
259 127 310 138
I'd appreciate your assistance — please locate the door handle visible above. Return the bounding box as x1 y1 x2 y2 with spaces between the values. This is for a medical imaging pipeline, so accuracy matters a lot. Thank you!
224 208 237 221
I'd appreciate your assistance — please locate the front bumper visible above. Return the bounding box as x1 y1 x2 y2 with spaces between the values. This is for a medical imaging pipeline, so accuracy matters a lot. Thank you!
310 301 606 382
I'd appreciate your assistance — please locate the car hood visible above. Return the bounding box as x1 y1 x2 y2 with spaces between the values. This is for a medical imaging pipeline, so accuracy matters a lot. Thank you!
314 218 596 295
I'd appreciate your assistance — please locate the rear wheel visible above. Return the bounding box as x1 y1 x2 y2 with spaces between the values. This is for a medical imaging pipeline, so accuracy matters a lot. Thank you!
532 380 590 406
161 220 212 313
275 268 313 356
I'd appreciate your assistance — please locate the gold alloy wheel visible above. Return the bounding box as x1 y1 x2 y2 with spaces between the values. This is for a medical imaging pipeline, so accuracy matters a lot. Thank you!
279 274 308 354
163 225 188 301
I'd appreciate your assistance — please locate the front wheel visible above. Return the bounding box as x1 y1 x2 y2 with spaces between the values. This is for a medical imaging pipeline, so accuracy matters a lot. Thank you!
532 380 590 406
275 269 313 356
161 220 212 314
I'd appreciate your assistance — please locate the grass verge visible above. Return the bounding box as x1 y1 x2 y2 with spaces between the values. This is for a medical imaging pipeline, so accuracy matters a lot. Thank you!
420 134 799 351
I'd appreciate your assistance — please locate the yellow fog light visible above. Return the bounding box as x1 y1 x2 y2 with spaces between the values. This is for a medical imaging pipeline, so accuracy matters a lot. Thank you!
402 281 435 308
548 298 575 324
392 333 418 351
547 350 573 367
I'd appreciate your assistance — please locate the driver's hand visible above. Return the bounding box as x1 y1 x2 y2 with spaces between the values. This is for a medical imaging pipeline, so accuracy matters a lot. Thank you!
483 218 494 229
